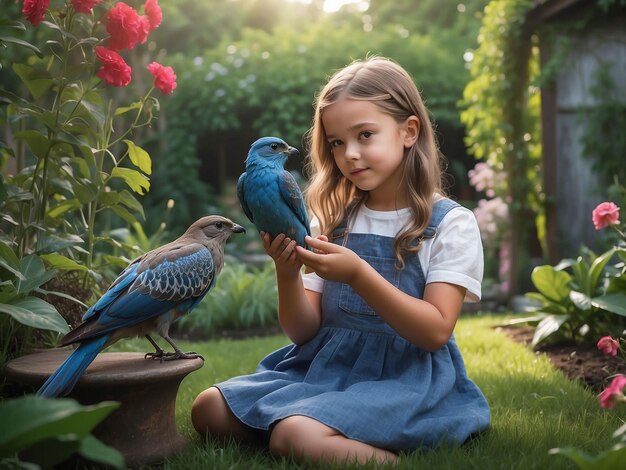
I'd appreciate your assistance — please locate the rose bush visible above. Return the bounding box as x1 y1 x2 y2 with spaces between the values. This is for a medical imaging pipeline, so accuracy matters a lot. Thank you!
519 197 626 346
0 0 176 365
551 335 626 466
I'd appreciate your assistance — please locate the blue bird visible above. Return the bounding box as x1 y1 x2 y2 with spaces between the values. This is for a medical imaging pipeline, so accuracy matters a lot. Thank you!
37 215 245 398
237 137 310 247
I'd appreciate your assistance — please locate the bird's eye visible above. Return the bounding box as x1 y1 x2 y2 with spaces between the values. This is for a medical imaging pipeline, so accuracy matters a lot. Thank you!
215 222 223 229
270 143 278 150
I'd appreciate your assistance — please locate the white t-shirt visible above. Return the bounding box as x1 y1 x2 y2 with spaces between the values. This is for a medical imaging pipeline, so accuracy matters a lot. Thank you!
302 203 484 302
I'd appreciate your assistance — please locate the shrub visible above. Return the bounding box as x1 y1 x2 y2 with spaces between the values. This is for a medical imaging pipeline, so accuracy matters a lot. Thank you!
174 261 278 337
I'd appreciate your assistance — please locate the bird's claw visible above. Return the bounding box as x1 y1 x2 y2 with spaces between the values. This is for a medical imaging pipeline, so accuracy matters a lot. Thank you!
145 350 167 361
145 350 204 362
161 351 204 361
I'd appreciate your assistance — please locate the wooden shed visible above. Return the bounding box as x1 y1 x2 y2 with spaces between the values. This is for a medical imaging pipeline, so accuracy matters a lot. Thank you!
528 0 626 262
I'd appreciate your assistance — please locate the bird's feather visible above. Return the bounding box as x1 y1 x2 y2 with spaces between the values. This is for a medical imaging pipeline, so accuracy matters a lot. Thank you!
238 136 311 247
38 215 244 397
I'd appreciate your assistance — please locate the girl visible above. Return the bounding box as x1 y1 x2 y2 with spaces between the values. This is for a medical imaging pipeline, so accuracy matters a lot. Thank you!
191 56 490 465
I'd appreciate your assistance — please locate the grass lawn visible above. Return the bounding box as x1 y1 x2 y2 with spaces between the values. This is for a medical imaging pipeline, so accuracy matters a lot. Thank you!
111 315 624 469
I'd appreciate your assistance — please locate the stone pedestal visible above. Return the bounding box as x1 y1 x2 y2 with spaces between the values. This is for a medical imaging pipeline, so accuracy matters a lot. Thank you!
4 350 203 466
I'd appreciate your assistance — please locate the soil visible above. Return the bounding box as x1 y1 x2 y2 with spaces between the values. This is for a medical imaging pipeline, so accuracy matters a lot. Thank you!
497 325 626 393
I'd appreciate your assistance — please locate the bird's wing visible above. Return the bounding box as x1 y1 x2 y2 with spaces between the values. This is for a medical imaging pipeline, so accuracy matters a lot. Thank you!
278 171 311 236
62 244 215 344
237 172 254 223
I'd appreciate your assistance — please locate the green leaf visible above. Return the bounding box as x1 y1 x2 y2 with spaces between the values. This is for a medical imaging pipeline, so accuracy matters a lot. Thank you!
587 248 616 295
47 199 81 219
0 297 69 333
114 101 141 116
123 140 152 175
12 64 53 100
110 167 150 195
14 130 49 159
40 253 88 272
0 396 119 457
110 204 140 226
570 258 590 294
591 293 626 317
0 36 43 57
531 265 572 303
78 434 124 469
532 314 569 346
72 179 98 204
569 290 591 310
39 234 85 254
17 255 56 294
77 146 97 179
118 190 145 218
77 98 105 131
35 288 88 310
0 240 24 280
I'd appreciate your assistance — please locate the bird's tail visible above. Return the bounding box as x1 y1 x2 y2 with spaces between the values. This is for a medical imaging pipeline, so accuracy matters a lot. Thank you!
37 335 109 398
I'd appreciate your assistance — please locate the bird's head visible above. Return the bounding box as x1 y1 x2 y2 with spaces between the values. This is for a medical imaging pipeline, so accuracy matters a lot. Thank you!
246 136 299 169
186 215 246 246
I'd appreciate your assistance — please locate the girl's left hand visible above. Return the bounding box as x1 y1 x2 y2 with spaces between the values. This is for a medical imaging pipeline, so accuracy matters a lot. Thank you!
297 236 365 285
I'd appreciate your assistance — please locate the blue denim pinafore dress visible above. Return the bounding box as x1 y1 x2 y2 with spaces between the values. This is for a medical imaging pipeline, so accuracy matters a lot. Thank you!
216 199 490 452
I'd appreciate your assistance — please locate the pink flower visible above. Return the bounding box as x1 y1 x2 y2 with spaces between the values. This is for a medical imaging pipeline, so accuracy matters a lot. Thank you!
144 0 162 31
95 46 132 87
597 336 620 356
592 202 620 230
106 2 149 51
599 375 626 409
147 62 176 95
22 0 50 26
71 0 101 14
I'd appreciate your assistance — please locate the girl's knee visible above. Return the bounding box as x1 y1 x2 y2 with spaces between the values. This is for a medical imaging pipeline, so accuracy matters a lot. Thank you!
269 416 320 457
191 387 223 435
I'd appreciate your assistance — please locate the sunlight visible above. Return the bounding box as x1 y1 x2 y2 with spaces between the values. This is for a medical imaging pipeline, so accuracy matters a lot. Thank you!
288 0 368 13
323 0 366 12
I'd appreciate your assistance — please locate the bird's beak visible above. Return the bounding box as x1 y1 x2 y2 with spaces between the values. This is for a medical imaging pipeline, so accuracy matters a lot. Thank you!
232 223 246 234
287 146 300 158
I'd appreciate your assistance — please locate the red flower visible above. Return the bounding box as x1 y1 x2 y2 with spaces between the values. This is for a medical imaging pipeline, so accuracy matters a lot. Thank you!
592 202 620 230
95 46 132 87
599 375 626 409
22 0 50 26
144 0 162 31
147 62 176 95
597 336 620 356
71 0 101 14
106 2 149 51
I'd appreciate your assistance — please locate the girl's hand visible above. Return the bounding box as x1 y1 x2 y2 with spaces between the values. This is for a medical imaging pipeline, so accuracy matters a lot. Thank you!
261 232 302 278
297 235 365 285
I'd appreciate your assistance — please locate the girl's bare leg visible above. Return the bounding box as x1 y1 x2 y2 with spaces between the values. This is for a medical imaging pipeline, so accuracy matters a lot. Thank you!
269 415 398 465
191 386 259 443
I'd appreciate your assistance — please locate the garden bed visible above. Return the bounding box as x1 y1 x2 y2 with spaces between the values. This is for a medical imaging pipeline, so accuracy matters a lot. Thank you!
498 325 626 393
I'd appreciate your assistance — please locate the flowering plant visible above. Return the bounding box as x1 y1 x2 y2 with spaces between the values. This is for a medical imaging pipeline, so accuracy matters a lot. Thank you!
519 197 626 347
0 1 175 336
468 162 510 295
551 335 626 466
596 334 626 408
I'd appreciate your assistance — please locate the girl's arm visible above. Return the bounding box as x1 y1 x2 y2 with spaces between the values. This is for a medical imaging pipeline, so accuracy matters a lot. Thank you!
262 233 322 344
297 236 464 351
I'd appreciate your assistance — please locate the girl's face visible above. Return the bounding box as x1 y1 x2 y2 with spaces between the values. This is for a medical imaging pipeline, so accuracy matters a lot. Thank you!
322 98 418 210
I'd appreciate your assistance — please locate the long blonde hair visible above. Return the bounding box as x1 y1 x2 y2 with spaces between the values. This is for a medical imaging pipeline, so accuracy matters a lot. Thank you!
304 56 446 268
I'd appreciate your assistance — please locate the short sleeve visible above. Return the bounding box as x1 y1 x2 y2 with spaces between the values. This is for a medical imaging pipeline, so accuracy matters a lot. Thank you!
425 207 484 302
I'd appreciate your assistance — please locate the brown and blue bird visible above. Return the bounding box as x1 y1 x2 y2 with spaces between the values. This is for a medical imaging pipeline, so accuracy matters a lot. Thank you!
37 215 245 397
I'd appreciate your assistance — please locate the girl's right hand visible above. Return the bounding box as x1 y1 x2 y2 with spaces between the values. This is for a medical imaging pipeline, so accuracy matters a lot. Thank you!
260 232 303 278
